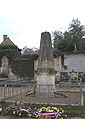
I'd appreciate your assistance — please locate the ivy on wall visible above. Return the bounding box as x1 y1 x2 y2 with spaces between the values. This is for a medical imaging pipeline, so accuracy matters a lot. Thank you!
0 44 34 78
0 45 21 64
11 56 34 78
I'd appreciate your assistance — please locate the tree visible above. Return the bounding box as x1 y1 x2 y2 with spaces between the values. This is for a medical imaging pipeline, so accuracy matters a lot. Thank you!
52 30 64 52
52 18 85 52
68 19 85 50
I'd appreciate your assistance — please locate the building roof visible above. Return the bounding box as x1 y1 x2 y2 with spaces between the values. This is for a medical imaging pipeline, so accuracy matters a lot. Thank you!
0 34 17 46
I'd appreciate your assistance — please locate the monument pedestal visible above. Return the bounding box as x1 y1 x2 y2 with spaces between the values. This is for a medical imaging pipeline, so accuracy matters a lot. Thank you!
36 75 55 98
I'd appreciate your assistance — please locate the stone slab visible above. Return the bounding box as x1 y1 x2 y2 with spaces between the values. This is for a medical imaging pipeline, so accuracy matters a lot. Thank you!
36 75 55 98
37 75 55 85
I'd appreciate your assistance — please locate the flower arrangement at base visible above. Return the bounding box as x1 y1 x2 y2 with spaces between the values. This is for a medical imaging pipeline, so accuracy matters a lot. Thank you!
0 101 33 117
34 106 67 119
0 101 67 118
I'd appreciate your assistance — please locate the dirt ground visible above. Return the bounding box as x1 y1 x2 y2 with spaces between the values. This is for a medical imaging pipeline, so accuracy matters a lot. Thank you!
0 116 29 119
66 117 85 119
0 116 85 119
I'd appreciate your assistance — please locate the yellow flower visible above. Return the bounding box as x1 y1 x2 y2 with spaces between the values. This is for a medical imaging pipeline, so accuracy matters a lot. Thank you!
57 109 59 112
62 110 64 113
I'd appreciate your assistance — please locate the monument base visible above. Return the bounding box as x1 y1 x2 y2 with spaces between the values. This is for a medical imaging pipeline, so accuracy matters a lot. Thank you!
36 75 55 98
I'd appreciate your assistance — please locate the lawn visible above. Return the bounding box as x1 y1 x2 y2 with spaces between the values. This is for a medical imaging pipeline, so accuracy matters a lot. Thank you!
65 92 85 117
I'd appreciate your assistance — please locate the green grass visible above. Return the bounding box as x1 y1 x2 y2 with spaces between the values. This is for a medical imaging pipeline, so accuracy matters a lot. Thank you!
83 92 85 106
65 107 85 117
65 92 85 117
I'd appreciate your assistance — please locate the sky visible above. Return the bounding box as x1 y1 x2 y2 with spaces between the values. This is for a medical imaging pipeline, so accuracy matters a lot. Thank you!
0 0 85 49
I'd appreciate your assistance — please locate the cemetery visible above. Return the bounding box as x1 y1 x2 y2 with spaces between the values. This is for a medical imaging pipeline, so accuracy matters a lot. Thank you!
0 32 85 119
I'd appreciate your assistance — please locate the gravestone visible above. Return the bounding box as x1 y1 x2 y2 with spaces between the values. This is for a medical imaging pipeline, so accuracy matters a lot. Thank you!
1 56 9 75
8 66 17 80
36 32 55 98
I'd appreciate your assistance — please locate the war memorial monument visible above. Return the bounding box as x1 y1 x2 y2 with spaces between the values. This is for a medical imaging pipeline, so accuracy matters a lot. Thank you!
36 31 55 98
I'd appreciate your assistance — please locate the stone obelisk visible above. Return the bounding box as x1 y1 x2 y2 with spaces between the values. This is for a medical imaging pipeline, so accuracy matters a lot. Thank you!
36 32 55 98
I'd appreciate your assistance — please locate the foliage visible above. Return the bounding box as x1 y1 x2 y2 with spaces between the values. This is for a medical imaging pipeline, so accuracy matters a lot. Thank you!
52 31 64 50
53 18 85 52
0 45 21 63
0 45 18 50
0 44 34 78
11 55 34 78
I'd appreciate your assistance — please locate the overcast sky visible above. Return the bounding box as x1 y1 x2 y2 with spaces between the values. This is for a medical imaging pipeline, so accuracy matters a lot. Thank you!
0 0 85 49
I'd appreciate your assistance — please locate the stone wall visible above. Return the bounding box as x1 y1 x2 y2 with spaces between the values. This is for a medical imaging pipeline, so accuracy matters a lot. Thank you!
63 53 85 72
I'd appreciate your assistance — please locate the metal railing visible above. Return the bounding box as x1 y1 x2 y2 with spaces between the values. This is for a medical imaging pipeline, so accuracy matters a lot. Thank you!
0 78 83 106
